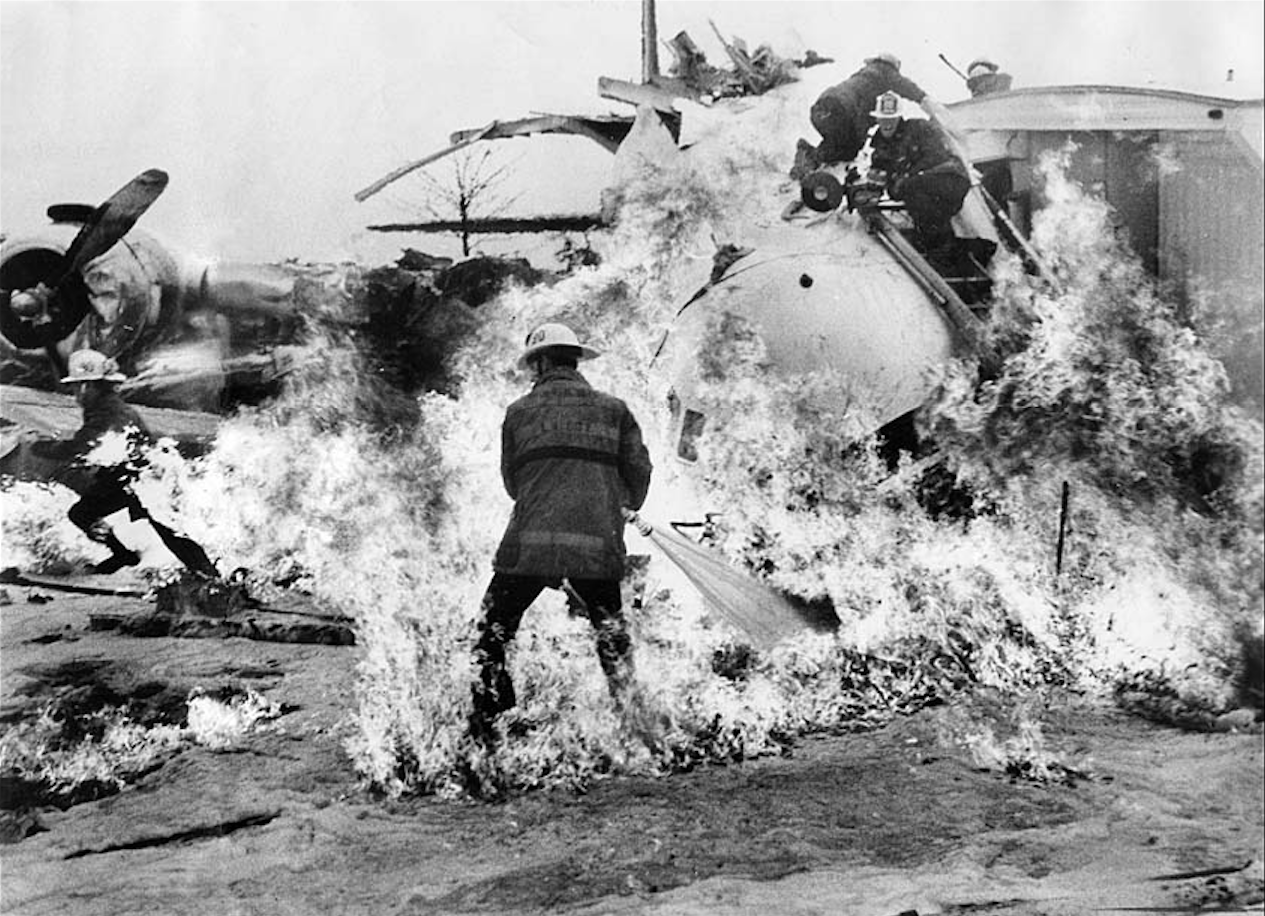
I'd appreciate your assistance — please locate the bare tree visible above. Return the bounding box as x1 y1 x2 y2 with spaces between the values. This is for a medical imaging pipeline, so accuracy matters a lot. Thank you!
411 148 521 256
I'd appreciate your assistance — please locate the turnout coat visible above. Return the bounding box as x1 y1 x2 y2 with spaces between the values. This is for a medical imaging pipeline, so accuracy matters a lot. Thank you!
493 367 653 580
811 60 927 164
39 389 152 496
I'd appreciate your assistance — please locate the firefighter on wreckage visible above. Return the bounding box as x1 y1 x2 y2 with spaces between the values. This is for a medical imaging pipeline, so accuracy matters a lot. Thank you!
862 91 974 268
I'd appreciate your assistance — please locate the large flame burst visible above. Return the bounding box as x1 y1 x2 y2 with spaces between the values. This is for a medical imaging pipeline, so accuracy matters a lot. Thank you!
5 147 1260 799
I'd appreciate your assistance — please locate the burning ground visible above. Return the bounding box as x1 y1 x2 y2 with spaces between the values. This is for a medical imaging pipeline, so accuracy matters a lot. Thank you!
2 73 1264 912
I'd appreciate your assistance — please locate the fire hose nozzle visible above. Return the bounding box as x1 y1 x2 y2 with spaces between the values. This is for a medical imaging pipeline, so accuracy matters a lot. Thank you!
622 508 653 537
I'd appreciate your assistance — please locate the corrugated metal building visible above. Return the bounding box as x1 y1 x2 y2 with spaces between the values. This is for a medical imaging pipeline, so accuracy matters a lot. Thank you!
949 85 1264 404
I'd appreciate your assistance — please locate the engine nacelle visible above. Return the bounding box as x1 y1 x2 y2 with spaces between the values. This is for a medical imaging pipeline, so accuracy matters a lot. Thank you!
1 219 186 370
1 214 304 410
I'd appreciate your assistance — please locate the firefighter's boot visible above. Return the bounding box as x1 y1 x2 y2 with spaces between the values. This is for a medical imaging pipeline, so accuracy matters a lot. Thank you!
85 522 141 575
789 138 822 181
150 520 219 579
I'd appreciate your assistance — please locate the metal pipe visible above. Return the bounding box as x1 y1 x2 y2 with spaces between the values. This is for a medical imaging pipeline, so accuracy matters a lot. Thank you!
641 0 659 82
1056 480 1070 576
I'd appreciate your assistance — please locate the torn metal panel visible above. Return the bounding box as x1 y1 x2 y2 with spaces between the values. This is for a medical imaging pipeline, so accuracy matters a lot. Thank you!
354 122 498 202
449 114 634 154
597 76 683 113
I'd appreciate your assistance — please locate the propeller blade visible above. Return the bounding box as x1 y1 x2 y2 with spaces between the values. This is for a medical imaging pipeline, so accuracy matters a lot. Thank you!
58 168 169 284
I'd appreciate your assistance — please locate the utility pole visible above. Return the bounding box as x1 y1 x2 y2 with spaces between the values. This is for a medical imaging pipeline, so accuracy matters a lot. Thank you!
641 0 659 83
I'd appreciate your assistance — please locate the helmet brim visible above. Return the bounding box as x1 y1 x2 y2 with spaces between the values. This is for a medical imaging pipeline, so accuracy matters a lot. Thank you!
61 372 127 384
516 343 601 370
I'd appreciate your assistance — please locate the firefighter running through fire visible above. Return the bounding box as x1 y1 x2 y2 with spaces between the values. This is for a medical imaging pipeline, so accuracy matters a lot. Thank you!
28 349 220 578
864 90 974 268
469 322 654 749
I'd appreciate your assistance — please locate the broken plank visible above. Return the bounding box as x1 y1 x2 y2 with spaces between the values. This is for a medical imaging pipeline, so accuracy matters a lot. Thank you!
367 214 605 234
0 570 146 598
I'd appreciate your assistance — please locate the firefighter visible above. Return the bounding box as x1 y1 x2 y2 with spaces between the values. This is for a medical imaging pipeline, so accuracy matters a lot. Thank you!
792 51 937 179
866 91 973 262
32 349 219 578
966 57 1013 97
469 323 653 748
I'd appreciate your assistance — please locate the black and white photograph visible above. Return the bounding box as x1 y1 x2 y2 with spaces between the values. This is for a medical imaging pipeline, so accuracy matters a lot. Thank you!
1 1 1262 912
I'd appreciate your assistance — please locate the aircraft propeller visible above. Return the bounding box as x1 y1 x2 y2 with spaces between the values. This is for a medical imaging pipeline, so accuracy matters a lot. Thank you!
0 168 169 374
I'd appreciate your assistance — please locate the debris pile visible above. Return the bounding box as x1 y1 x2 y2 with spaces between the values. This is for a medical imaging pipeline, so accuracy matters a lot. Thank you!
656 24 821 101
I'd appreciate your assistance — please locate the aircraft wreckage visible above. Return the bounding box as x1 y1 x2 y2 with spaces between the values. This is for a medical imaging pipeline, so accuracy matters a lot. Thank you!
351 17 1260 457
0 169 544 475
350 25 1044 459
3 17 1260 479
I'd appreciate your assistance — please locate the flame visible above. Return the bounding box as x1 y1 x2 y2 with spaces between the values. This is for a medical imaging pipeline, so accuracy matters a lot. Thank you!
4 131 1260 799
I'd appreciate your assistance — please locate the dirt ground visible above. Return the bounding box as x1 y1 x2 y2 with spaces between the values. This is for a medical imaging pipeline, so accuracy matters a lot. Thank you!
1 579 1262 916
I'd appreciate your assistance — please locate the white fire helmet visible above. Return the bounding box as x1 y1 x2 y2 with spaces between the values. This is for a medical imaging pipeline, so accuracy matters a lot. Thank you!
870 91 904 119
967 57 1000 78
61 349 127 384
865 52 901 70
517 322 601 369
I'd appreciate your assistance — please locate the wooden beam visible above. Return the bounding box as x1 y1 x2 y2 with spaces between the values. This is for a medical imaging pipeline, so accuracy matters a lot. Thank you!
367 214 607 234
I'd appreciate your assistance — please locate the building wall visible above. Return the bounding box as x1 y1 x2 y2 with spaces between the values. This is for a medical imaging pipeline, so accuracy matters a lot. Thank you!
1158 131 1265 293
996 128 1262 296
953 89 1264 409
998 128 1264 409
1159 130 1265 409
1009 131 1160 274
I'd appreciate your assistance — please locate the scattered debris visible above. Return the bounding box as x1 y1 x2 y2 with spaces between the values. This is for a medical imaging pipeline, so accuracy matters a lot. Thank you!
155 572 256 620
706 20 799 96
64 809 282 859
556 237 602 272
395 248 454 272
115 613 355 646
0 568 146 598
0 809 45 844
434 255 544 307
1149 860 1255 882
709 242 754 283
797 49 833 68
654 25 801 102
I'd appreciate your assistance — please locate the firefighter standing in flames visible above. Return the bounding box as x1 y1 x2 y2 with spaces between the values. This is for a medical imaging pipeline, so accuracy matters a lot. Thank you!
469 323 653 747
